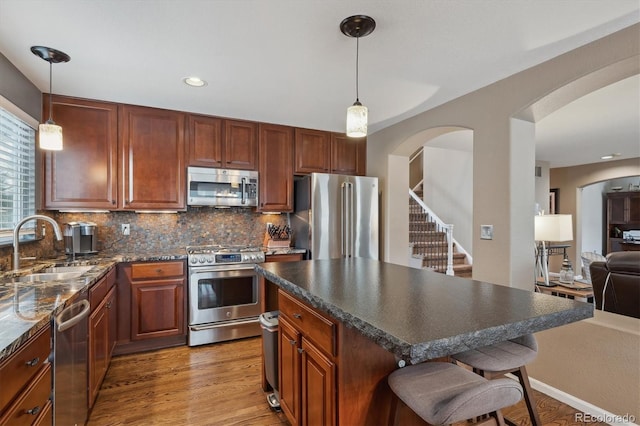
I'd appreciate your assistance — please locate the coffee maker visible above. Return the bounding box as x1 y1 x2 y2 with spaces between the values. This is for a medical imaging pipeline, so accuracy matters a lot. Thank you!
64 222 98 256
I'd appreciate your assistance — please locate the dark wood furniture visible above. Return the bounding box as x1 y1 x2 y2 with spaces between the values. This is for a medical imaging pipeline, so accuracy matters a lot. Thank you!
258 123 294 212
294 128 331 174
606 191 640 253
119 105 187 210
115 260 187 355
88 267 117 408
330 133 366 176
0 327 52 425
42 95 118 210
187 115 258 170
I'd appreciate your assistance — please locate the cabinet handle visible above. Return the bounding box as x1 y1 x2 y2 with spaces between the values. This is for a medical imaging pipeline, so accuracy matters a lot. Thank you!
289 339 296 346
25 357 40 367
112 200 116 205
292 313 302 319
106 301 113 309
156 268 163 274
26 406 41 416
297 348 304 354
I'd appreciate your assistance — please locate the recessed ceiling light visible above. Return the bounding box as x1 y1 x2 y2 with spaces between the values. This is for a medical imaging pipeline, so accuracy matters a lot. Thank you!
600 153 621 160
183 77 207 87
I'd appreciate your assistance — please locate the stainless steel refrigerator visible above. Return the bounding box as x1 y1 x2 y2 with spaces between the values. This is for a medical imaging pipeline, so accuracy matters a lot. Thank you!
291 173 379 260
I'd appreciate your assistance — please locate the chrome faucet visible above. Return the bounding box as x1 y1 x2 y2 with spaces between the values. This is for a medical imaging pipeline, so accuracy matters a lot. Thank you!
13 215 63 271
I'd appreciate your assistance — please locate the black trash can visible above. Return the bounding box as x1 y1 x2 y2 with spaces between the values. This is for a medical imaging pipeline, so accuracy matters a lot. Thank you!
259 311 280 409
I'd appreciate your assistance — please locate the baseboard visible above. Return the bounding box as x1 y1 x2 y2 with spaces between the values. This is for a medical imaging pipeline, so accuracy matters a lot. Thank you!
515 374 638 426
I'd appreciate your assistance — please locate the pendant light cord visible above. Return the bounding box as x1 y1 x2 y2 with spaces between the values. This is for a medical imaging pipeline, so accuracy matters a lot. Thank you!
355 35 360 102
47 61 53 123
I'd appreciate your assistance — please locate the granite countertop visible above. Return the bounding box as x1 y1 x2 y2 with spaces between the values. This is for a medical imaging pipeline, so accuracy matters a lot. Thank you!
0 250 187 363
256 258 594 364
263 247 307 256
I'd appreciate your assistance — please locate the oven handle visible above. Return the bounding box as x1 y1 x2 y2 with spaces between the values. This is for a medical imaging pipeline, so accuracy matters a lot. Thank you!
190 317 259 331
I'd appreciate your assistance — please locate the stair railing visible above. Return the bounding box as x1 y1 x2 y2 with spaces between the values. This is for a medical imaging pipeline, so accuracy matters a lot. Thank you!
409 189 473 275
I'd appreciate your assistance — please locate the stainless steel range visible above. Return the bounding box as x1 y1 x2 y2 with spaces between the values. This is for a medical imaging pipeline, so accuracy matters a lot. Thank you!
187 245 265 346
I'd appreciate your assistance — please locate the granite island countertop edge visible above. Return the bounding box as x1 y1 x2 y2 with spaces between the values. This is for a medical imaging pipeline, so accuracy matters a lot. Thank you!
256 263 594 364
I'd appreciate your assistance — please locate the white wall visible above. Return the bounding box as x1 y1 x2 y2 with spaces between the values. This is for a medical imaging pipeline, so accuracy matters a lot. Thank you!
422 144 473 254
581 182 607 254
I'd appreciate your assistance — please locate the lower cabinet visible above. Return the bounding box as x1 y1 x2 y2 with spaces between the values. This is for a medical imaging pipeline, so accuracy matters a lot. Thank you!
0 327 52 426
88 268 117 408
278 290 336 426
115 260 187 355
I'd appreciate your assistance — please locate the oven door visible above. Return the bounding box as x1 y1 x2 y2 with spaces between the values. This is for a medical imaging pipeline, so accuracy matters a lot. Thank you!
189 265 262 326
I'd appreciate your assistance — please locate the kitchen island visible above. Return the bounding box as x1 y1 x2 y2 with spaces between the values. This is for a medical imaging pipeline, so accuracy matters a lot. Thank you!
256 258 593 425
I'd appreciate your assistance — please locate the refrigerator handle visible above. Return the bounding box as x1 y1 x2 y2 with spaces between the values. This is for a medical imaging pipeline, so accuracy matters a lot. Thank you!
345 182 353 258
341 182 347 257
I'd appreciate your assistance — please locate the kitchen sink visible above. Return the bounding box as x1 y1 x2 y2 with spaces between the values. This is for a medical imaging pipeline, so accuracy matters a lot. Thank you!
14 266 94 283
43 266 94 274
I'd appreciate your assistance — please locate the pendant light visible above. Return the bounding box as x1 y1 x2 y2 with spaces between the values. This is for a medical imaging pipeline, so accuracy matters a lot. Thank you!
31 46 71 151
340 15 375 138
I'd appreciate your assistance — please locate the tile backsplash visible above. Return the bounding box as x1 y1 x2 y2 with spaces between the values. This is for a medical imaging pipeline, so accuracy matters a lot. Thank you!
0 208 289 270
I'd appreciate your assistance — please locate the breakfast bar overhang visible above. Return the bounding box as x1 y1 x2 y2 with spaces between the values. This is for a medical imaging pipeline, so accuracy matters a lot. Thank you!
255 258 593 425
256 258 593 364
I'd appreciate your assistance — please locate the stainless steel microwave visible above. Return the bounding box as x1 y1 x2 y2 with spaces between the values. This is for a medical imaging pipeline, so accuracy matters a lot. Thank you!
187 167 258 207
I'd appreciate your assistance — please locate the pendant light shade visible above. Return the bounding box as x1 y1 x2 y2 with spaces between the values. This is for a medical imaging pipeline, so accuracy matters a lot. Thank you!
31 46 71 151
38 122 63 150
340 15 375 138
346 101 368 138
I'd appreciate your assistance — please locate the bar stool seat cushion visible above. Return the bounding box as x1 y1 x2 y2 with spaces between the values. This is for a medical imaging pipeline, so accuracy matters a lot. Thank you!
388 362 523 425
452 336 538 371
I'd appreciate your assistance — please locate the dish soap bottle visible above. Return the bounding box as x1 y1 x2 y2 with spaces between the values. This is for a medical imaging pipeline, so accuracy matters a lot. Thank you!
559 257 574 284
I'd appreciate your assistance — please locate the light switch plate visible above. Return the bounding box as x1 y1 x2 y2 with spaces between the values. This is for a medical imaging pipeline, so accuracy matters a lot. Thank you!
480 225 493 240
121 223 130 236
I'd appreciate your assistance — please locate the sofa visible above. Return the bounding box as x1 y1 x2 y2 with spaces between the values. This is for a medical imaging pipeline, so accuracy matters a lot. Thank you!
589 251 640 319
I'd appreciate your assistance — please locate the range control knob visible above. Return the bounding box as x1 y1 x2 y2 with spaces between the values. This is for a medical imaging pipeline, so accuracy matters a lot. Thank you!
198 257 205 263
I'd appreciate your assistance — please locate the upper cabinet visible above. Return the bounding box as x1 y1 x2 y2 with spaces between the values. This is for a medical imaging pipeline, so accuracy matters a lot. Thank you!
187 115 257 170
294 128 331 174
294 130 366 176
119 105 186 210
330 133 366 176
258 124 294 212
43 95 118 209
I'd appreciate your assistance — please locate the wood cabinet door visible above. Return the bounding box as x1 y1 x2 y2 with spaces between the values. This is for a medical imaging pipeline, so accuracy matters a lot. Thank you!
106 287 117 359
130 278 185 340
301 337 335 426
43 95 118 209
120 105 186 210
258 123 294 212
89 298 109 408
224 120 258 170
188 114 223 168
330 133 366 176
294 128 331 175
628 193 640 223
279 316 301 426
608 194 627 223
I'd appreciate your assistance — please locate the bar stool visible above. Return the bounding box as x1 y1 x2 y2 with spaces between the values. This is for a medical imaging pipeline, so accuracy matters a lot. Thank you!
451 334 541 426
387 362 523 426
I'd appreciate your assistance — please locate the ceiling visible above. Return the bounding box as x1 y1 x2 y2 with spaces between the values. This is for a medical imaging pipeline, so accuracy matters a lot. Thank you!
0 0 638 168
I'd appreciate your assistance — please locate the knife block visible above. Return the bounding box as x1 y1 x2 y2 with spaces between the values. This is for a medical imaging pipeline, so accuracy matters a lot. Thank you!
263 232 291 248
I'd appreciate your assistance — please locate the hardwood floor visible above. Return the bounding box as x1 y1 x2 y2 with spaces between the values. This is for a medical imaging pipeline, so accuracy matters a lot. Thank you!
89 338 605 426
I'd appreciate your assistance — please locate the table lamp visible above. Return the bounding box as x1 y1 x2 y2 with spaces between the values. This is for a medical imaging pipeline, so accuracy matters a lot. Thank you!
534 214 573 287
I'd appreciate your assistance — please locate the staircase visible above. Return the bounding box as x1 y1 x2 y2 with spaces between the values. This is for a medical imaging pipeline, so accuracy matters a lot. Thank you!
409 192 473 278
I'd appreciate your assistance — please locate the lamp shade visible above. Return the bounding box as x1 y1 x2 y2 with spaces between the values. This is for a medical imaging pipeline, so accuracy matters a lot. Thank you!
534 214 573 242
39 122 63 150
346 101 367 138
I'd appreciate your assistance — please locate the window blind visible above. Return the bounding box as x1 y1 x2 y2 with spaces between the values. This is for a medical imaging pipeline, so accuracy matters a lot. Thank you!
0 107 36 239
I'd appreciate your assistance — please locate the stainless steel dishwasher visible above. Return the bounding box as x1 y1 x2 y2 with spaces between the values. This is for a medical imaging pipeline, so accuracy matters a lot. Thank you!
53 290 90 426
